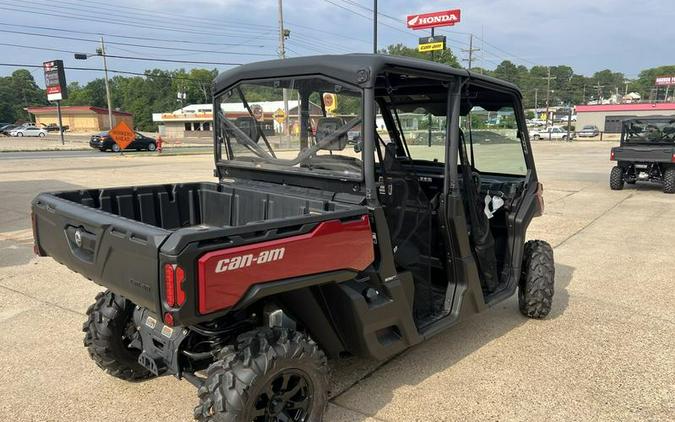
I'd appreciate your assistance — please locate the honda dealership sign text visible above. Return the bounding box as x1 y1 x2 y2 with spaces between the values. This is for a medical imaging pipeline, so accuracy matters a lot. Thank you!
407 9 461 30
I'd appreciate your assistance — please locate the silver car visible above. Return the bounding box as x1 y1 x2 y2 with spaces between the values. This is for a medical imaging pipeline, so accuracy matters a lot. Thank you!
10 126 48 137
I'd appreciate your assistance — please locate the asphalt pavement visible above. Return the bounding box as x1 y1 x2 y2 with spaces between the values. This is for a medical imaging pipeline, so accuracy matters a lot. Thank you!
0 143 673 421
0 147 212 160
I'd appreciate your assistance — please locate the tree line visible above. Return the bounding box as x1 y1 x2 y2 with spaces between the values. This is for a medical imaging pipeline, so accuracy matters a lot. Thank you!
1 44 673 130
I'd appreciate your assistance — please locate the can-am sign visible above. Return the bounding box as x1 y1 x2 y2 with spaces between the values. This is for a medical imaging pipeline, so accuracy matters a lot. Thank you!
407 9 461 30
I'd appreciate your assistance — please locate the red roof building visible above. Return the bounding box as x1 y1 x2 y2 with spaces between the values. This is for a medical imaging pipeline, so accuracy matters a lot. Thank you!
26 106 134 132
575 103 675 133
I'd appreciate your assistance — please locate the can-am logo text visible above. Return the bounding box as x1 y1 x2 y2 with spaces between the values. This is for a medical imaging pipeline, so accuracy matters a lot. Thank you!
406 9 461 30
215 247 285 273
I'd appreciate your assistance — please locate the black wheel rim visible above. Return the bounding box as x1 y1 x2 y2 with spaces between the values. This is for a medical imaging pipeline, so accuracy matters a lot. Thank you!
250 369 313 421
122 318 142 352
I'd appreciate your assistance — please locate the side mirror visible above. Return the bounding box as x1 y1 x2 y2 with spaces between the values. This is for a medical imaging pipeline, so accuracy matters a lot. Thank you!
353 139 363 153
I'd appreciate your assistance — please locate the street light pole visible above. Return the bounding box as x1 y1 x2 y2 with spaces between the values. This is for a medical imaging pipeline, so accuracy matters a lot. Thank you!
100 37 114 129
373 0 378 54
277 0 290 139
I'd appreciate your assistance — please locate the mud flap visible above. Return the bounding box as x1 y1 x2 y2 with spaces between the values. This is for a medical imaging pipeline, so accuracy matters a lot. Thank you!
133 308 188 377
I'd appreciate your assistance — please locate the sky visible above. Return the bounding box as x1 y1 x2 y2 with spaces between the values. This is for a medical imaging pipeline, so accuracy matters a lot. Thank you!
1 0 674 86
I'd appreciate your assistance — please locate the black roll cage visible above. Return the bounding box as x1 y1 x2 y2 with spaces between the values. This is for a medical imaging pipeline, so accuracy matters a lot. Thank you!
212 68 534 205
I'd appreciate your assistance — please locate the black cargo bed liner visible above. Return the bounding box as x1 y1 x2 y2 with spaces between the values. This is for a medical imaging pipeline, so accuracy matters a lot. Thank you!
54 182 356 230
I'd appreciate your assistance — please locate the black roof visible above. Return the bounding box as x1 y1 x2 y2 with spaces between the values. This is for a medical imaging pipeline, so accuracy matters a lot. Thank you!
213 54 520 95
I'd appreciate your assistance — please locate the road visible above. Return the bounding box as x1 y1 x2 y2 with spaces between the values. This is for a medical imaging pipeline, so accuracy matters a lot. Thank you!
0 143 673 421
0 147 212 160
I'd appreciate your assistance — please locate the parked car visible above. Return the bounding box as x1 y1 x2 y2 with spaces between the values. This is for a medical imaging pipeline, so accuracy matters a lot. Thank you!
530 126 572 140
31 54 555 421
89 131 157 152
10 126 48 137
0 124 18 135
576 124 600 138
41 123 69 132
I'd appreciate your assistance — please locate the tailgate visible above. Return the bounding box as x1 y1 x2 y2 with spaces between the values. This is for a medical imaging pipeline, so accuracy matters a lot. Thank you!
612 146 675 162
32 193 170 313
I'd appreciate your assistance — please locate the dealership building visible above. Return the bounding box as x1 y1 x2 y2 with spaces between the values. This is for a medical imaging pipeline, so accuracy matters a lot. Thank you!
575 103 675 133
27 106 133 132
153 101 323 139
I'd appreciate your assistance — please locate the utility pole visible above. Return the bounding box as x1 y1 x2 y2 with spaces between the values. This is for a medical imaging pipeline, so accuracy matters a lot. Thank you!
277 0 290 137
99 37 114 129
542 67 556 128
582 85 586 103
594 81 604 103
624 80 630 95
373 0 377 54
534 88 538 112
461 34 480 70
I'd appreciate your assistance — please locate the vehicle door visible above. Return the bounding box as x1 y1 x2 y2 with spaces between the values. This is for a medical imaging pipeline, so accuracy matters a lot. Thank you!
453 81 534 302
25 127 39 136
131 132 144 149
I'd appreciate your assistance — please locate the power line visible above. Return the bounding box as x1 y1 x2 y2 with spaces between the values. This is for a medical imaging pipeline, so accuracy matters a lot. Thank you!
0 28 274 56
0 63 214 82
0 5 272 40
9 0 369 49
320 0 420 41
0 42 242 66
103 54 242 66
2 0 275 37
50 0 278 32
0 22 271 48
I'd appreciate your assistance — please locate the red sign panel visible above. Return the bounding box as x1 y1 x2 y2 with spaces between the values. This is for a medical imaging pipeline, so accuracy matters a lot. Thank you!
655 76 675 86
407 9 461 30
197 215 374 314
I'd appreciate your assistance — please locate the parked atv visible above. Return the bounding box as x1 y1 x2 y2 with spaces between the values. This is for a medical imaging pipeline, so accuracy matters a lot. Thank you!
610 117 675 193
31 54 555 421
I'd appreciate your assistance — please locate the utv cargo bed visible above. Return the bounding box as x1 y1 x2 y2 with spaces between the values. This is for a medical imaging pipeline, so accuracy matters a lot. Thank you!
32 182 366 314
612 145 675 162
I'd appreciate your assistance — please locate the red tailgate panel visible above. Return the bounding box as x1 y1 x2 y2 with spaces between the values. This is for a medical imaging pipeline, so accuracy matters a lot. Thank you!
197 215 374 314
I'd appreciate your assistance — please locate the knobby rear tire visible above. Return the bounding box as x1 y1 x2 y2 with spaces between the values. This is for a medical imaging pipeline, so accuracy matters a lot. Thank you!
663 168 675 193
82 290 153 381
194 327 329 422
610 166 624 190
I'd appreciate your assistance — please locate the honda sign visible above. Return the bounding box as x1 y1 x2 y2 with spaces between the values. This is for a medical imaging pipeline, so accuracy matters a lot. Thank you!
407 9 461 30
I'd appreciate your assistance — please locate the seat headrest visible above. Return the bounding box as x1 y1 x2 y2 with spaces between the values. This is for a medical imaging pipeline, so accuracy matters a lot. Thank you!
233 116 260 143
316 117 348 151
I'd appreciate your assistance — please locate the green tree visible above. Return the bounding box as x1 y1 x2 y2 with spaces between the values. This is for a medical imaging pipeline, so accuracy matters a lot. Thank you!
590 69 625 100
379 43 461 68
633 65 675 100
0 70 48 122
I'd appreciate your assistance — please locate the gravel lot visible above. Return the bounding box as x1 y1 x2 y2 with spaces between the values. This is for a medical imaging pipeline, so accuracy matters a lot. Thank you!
0 142 672 421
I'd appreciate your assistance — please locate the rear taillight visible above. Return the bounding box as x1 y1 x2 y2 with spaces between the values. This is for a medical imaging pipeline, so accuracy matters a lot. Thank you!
671 153 675 163
610 150 615 161
164 263 175 306
163 263 186 308
163 312 175 327
175 266 186 306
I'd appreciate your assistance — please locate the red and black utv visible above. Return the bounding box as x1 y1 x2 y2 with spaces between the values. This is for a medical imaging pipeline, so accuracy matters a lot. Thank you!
31 54 554 421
